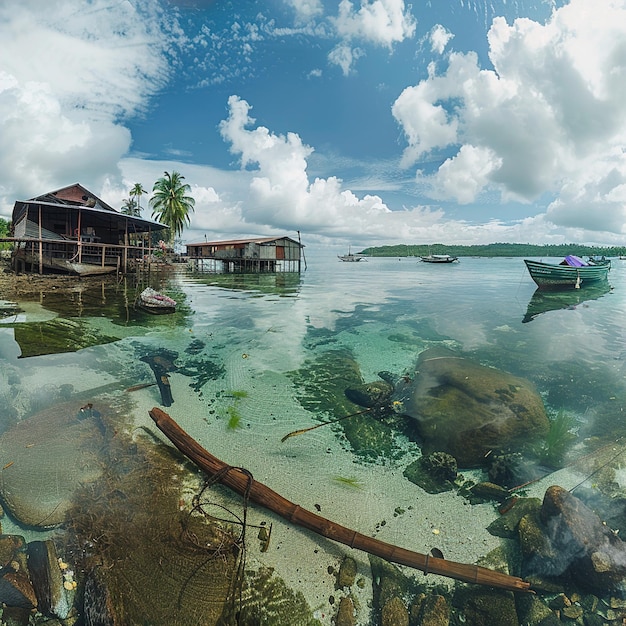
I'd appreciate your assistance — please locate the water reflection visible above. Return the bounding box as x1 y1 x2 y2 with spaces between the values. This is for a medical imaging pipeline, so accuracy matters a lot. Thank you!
186 270 302 296
522 280 612 323
1 278 189 358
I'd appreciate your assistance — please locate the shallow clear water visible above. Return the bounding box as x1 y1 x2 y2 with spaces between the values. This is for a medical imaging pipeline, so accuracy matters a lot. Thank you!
1 251 626 623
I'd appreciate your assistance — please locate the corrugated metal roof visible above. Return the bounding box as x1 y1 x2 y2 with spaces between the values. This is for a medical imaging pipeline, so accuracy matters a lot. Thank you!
14 199 166 230
186 236 300 246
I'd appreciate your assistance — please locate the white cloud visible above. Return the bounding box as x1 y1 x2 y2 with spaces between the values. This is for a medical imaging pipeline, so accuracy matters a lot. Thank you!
333 0 417 48
431 145 502 204
284 0 324 22
217 95 394 235
392 0 626 235
0 0 176 213
328 0 416 73
328 43 365 75
429 24 454 54
3 0 626 248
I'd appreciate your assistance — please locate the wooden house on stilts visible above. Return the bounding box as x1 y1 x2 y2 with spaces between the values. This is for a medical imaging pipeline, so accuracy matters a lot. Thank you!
5 184 169 276
185 236 304 273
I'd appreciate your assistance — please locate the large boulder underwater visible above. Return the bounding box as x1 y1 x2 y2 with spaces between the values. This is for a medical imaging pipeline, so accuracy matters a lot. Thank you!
0 400 107 527
348 348 550 468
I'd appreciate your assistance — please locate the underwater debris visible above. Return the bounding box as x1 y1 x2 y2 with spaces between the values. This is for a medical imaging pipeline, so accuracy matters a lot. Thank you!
150 407 533 593
141 352 177 406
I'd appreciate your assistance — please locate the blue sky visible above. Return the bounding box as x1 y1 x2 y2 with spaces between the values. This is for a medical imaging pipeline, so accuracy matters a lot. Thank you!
2 0 626 248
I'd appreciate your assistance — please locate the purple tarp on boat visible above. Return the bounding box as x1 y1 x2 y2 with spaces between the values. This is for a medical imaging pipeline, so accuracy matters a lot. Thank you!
562 255 587 267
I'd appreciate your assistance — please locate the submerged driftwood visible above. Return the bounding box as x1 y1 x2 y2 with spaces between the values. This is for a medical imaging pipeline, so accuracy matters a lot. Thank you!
149 408 532 593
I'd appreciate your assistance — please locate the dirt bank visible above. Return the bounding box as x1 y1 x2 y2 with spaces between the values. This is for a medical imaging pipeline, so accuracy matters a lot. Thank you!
0 255 118 301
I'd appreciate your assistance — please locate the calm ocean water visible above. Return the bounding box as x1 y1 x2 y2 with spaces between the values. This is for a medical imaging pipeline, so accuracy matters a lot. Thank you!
1 251 625 623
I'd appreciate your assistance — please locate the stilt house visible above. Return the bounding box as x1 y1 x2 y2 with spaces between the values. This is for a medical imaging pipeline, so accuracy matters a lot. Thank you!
6 183 168 275
185 236 304 273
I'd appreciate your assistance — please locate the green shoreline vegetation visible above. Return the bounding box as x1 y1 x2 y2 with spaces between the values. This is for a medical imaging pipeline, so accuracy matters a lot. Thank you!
359 242 626 258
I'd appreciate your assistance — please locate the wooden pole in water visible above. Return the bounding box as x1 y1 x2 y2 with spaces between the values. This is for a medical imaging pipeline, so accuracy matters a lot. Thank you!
149 407 532 593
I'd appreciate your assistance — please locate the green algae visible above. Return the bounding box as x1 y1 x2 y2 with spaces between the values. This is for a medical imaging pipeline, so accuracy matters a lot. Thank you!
535 409 578 469
227 404 243 430
332 475 364 490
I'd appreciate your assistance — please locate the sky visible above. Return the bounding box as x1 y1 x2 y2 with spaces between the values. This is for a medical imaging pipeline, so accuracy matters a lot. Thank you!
2 0 626 249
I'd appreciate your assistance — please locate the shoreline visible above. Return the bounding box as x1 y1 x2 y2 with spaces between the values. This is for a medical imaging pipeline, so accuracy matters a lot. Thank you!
0 254 119 301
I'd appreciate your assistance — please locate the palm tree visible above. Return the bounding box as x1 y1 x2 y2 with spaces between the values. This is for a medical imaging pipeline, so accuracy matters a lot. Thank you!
130 183 146 215
121 198 139 216
149 171 195 242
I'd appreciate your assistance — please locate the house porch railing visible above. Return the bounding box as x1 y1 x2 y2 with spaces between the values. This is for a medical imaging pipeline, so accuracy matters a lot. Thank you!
5 238 156 274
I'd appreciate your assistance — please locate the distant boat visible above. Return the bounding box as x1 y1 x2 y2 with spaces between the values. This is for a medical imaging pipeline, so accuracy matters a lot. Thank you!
524 256 610 290
338 246 366 262
420 254 458 264
136 288 177 314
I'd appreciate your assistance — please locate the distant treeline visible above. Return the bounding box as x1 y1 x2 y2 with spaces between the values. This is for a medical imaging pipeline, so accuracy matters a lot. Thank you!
359 243 626 258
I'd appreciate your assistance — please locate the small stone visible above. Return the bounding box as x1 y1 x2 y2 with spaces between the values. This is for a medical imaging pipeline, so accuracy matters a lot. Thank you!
0 535 25 566
561 604 583 620
548 594 571 610
591 551 611 573
610 596 626 609
1 605 32 626
336 556 357 589
381 596 409 626
415 594 450 626
335 596 356 626
470 482 510 502
26 540 74 619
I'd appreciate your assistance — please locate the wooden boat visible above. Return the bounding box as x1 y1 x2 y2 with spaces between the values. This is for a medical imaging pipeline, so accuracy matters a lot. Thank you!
59 261 117 276
420 254 458 263
18 251 117 276
136 288 176 314
524 256 610 290
338 246 366 262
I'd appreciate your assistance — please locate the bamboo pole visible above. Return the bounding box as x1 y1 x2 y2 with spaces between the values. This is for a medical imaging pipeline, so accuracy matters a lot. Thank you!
38 205 43 274
149 408 532 593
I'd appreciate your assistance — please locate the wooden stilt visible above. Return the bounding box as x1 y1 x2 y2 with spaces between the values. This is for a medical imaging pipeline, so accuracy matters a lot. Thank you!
149 408 532 593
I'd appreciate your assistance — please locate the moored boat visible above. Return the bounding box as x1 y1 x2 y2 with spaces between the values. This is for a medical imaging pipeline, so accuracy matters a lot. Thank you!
524 256 610 290
420 254 458 263
136 288 177 314
338 246 366 262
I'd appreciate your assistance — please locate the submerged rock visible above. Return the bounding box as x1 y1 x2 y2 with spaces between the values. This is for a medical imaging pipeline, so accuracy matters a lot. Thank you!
344 380 393 409
0 569 37 610
412 594 450 626
391 349 549 467
335 596 356 626
459 589 519 626
288 349 401 459
403 451 458 494
522 485 626 593
27 540 74 620
0 400 107 527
